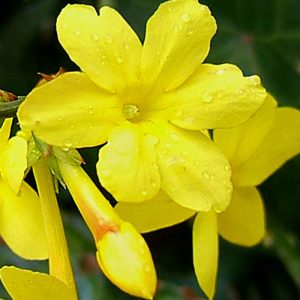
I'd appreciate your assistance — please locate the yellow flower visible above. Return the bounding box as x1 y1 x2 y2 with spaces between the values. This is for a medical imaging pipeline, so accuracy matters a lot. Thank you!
115 95 300 299
0 119 47 260
18 0 265 212
0 266 75 300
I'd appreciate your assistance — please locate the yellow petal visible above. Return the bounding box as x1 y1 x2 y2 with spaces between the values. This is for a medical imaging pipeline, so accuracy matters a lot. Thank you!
97 123 160 203
96 222 157 299
150 64 266 130
147 121 232 212
141 0 216 92
214 95 277 166
0 118 12 149
233 107 300 186
18 72 124 148
0 136 27 194
115 190 196 233
193 211 218 300
0 180 48 260
0 266 75 300
57 4 142 94
218 186 265 246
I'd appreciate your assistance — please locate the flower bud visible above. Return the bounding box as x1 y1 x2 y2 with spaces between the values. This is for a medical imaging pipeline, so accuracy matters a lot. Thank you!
96 221 157 299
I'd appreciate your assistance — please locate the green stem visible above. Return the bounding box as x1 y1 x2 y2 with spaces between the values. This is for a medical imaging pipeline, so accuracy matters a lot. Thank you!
32 158 78 299
0 96 25 118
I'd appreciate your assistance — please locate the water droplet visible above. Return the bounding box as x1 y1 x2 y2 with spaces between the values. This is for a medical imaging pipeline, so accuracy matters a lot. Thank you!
155 50 160 56
92 33 99 41
170 133 180 142
74 29 81 36
181 13 191 23
202 171 210 179
187 30 194 36
57 116 62 121
215 69 225 75
175 25 183 33
147 134 159 145
86 105 94 114
247 75 260 86
151 162 159 170
101 169 110 178
70 124 75 129
141 190 148 197
104 36 112 44
224 165 230 171
64 139 73 148
151 181 157 188
236 89 246 97
184 117 195 125
116 56 123 64
226 186 232 193
194 160 200 166
202 91 213 103
144 264 151 273
123 42 130 50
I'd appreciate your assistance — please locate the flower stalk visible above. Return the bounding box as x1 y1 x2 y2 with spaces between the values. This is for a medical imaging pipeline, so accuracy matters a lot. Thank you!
32 158 78 299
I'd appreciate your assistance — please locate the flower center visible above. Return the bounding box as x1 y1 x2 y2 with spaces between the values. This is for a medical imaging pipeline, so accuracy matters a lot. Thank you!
122 103 140 120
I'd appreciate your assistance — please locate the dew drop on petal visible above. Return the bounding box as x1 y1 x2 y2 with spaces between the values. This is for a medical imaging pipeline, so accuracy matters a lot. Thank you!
202 91 213 103
144 263 151 273
151 181 157 188
123 42 130 50
101 169 110 178
170 133 180 142
247 75 260 86
215 69 225 75
74 29 81 36
104 36 113 44
64 139 73 148
92 33 99 41
151 162 159 170
202 171 210 179
116 56 123 64
194 160 200 166
181 13 191 23
187 30 194 36
224 165 230 171
147 134 159 145
141 190 148 197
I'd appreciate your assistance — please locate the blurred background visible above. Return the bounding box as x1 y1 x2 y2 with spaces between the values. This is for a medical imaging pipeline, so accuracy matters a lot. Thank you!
0 0 300 299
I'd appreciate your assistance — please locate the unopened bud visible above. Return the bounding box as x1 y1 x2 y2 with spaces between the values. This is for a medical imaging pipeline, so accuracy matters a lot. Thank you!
96 221 157 299
0 89 17 102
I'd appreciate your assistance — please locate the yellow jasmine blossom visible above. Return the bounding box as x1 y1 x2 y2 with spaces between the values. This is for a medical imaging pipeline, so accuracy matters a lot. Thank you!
58 161 157 299
0 118 47 260
0 266 75 300
19 0 266 212
116 95 300 299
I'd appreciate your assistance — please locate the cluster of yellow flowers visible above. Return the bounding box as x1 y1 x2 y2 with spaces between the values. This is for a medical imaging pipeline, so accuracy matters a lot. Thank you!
0 0 299 299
